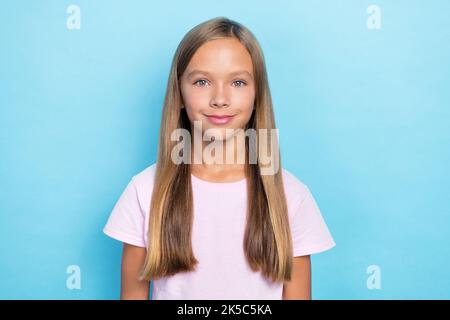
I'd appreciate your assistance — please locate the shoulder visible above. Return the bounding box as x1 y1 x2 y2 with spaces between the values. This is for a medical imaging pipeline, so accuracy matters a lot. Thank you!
128 162 157 209
131 162 157 186
280 167 311 207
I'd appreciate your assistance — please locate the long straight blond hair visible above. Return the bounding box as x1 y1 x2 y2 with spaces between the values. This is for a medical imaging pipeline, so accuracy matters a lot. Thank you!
139 17 293 283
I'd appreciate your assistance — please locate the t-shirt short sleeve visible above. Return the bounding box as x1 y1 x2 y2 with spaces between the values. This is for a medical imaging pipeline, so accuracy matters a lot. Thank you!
103 177 147 248
290 186 336 257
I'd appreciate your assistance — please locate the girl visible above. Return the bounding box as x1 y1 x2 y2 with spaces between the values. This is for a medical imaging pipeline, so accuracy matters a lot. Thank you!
103 17 336 300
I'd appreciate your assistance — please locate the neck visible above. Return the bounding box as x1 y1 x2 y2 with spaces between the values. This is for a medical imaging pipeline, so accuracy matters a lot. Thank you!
190 129 247 182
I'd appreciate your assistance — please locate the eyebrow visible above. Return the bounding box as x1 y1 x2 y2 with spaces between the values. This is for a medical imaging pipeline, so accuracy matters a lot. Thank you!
186 69 253 80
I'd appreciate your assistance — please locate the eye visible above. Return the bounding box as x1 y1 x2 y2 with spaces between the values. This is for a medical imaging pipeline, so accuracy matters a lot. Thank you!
232 80 247 87
193 79 209 87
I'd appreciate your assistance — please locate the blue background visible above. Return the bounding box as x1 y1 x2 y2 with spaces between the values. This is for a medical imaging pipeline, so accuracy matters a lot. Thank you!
1 0 449 299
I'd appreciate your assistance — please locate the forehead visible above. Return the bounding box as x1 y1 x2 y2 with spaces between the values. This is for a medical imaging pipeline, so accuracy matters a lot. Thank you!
184 38 254 78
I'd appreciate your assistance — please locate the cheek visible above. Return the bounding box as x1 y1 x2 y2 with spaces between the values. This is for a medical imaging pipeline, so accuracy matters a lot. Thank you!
233 88 255 113
182 86 209 107
179 88 201 121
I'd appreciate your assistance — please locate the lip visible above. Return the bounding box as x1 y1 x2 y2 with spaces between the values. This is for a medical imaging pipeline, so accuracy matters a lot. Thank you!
205 114 235 125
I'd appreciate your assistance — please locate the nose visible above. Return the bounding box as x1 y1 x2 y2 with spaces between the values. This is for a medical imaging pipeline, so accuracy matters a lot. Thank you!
210 84 229 109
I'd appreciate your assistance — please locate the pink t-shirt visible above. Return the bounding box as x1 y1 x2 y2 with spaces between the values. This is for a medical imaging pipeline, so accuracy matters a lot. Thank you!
103 163 336 299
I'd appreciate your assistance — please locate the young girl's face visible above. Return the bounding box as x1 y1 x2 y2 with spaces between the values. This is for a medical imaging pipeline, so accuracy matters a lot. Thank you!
180 37 256 141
